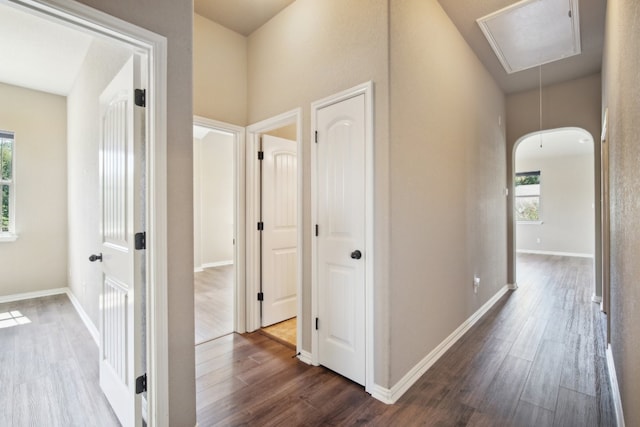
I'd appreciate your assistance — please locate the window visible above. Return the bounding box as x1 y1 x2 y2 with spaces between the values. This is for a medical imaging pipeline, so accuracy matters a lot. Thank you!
515 171 541 222
1 131 15 237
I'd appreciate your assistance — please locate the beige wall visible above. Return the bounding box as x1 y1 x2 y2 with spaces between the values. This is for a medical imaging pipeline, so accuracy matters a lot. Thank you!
515 153 595 255
194 132 234 268
0 83 67 296
247 0 391 381
389 0 507 385
194 13 247 126
73 0 196 424
602 0 640 425
506 74 602 292
67 39 132 328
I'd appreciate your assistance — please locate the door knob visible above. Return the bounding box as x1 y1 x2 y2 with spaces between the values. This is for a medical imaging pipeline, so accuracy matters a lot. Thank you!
89 253 103 262
350 250 362 260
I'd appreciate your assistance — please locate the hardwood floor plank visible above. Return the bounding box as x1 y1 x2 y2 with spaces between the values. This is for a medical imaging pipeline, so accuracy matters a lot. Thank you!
475 355 532 420
520 339 565 410
512 400 555 427
560 333 597 396
553 387 598 426
509 315 549 361
194 265 234 344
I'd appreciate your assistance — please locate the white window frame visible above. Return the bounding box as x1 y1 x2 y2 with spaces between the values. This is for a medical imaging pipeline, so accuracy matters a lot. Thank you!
0 131 17 242
515 170 543 225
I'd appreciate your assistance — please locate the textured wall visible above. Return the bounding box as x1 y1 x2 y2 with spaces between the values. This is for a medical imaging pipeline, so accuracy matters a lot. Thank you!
0 83 67 295
389 0 506 386
506 74 602 292
602 0 640 424
247 0 391 382
194 14 247 126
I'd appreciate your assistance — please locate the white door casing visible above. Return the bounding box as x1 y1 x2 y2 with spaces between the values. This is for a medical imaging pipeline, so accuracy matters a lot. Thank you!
98 56 144 427
313 89 369 386
261 135 298 327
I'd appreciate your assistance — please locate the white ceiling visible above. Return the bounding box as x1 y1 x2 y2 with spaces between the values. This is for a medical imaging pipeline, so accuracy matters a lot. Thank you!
438 0 606 94
194 0 296 36
516 128 594 161
0 3 93 96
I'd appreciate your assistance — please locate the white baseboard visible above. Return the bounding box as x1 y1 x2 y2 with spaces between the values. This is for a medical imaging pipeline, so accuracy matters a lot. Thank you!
202 260 234 269
0 287 67 304
66 288 99 345
606 345 626 427
516 249 594 258
371 284 510 404
591 294 603 304
194 267 204 273
508 282 519 290
297 350 313 365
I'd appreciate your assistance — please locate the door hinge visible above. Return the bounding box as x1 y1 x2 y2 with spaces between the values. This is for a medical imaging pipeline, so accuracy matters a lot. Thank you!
135 232 146 250
257 221 264 231
315 224 319 236
135 373 147 394
258 151 264 160
134 89 146 107
315 131 318 143
257 292 264 301
315 317 319 330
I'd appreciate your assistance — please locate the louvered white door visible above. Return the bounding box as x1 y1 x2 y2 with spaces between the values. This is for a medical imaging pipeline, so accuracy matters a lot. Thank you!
316 94 366 385
261 135 298 327
98 56 143 427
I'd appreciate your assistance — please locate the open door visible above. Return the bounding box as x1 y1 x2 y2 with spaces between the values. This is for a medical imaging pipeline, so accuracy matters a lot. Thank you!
261 134 298 327
94 56 144 427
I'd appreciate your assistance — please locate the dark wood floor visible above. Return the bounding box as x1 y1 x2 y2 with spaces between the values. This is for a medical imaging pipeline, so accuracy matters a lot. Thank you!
0 294 119 427
195 254 615 426
195 265 234 344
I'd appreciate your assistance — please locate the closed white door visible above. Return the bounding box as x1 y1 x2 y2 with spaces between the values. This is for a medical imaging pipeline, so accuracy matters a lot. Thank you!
261 135 298 327
316 94 366 385
96 56 144 427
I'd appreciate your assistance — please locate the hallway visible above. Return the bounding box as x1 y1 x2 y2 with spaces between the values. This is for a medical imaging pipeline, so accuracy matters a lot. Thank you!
195 254 615 426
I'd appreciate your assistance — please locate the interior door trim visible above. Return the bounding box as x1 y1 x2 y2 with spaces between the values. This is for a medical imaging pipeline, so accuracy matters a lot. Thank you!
246 109 303 354
310 81 375 394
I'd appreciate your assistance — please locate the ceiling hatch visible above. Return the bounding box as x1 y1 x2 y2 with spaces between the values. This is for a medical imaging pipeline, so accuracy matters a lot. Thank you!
477 0 581 74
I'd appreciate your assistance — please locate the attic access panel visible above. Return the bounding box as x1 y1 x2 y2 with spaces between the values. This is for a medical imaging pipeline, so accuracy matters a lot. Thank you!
477 0 581 74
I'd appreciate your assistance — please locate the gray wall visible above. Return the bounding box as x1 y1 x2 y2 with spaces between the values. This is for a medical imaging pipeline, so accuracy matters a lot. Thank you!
389 0 507 386
73 0 196 424
506 74 602 291
0 83 67 296
602 0 640 425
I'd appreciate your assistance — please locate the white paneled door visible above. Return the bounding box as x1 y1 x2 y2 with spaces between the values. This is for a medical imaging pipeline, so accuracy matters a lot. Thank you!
316 94 366 385
261 135 298 327
97 56 144 427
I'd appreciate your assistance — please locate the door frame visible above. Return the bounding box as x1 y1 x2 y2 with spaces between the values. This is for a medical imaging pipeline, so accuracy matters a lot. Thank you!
310 81 375 393
246 109 303 350
193 116 246 333
10 0 169 425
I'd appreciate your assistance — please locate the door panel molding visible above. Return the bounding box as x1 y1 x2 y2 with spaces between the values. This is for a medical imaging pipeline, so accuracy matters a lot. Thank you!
311 81 374 393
